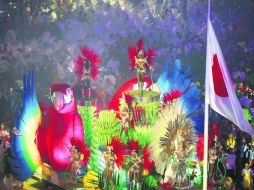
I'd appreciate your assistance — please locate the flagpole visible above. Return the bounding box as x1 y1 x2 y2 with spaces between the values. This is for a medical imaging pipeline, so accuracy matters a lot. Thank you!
203 101 209 190
203 0 211 189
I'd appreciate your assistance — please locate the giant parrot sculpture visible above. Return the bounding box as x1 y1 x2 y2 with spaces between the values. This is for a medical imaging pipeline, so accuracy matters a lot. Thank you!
8 71 90 181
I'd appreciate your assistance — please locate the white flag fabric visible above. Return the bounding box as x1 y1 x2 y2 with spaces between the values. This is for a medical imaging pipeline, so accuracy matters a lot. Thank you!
205 18 254 136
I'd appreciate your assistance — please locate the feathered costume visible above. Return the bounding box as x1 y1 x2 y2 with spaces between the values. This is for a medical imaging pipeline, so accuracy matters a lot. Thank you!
128 39 156 93
127 140 143 189
156 59 204 163
119 94 134 140
103 138 125 188
163 90 182 106
69 137 91 167
149 101 197 186
126 141 155 176
74 46 102 101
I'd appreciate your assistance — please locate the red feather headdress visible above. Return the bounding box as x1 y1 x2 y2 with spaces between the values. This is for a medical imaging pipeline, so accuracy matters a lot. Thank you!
128 38 156 72
74 46 102 81
163 90 182 105
108 138 126 168
70 137 91 166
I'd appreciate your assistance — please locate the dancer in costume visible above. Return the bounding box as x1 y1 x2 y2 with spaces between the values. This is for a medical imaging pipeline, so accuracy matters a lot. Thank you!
68 137 90 182
103 146 117 189
226 133 236 150
128 39 156 95
103 138 125 189
242 161 253 190
68 147 82 181
119 94 133 141
74 46 101 104
135 50 150 91
149 101 197 187
128 150 143 190
208 135 222 184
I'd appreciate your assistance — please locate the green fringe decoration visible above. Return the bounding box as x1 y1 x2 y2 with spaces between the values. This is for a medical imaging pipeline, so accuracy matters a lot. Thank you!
114 169 128 190
143 175 158 188
120 126 136 144
92 110 120 147
132 127 153 149
88 148 104 173
77 105 96 146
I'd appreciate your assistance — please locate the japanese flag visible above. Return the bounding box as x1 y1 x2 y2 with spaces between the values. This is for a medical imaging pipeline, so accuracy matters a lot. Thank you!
205 18 254 135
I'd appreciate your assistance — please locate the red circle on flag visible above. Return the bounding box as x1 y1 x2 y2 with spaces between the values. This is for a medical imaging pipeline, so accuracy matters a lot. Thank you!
212 54 229 97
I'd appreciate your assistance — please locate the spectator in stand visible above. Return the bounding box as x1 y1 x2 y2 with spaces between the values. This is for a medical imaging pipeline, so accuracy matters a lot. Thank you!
3 148 13 190
243 143 251 163
224 148 236 183
238 82 246 95
242 161 254 190
251 96 254 117
226 133 236 151
235 131 244 189
231 124 237 137
0 139 4 176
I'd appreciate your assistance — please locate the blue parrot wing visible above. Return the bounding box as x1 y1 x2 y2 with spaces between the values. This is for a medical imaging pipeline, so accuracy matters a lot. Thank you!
157 59 204 134
8 71 42 181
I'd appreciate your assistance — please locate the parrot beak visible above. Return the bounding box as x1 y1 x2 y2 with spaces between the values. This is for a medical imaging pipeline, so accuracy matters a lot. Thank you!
51 92 65 111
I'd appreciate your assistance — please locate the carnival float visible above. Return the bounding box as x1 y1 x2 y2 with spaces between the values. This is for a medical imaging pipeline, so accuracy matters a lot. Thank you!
8 39 211 190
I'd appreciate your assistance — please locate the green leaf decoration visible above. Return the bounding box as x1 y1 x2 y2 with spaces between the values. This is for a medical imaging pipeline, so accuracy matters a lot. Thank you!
77 105 96 146
132 127 154 149
92 110 120 147
115 169 128 190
